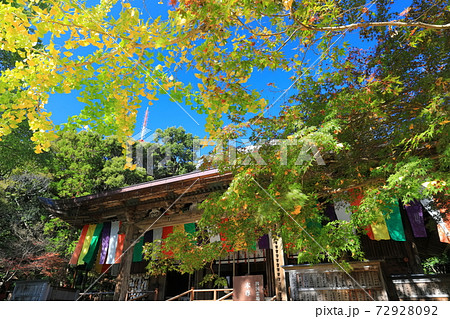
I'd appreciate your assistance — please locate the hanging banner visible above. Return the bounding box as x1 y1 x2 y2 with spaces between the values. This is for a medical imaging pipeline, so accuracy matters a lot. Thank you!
334 200 351 222
382 200 406 241
370 211 390 241
404 200 427 238
106 221 120 264
148 228 162 261
77 224 96 265
258 234 270 250
324 204 338 222
99 221 111 264
132 237 144 262
184 223 196 235
209 231 221 243
94 244 103 274
83 223 104 266
152 227 162 242
161 226 174 256
184 223 196 244
162 226 174 239
114 224 126 264
69 225 89 265
348 190 371 238
421 198 450 244
143 230 153 244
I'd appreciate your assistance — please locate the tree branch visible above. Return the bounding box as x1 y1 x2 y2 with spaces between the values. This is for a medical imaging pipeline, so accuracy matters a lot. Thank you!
233 15 290 37
300 20 450 32
233 16 449 44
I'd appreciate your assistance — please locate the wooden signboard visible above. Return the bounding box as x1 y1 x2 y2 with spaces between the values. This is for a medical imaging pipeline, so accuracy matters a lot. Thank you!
391 274 450 301
11 281 51 301
233 275 264 301
284 261 388 301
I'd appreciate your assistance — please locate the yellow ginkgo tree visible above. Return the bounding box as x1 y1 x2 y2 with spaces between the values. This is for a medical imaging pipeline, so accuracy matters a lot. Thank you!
1 0 448 152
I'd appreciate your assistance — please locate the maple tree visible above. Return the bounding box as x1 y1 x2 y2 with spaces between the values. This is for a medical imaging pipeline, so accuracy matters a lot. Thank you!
0 171 76 289
144 0 449 273
0 0 448 272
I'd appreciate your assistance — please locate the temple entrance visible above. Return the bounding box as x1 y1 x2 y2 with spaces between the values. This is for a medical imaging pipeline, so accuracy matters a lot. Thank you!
164 271 190 300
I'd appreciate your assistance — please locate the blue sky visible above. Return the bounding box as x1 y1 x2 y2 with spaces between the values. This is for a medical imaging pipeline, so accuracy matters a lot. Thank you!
44 0 296 140
44 0 411 141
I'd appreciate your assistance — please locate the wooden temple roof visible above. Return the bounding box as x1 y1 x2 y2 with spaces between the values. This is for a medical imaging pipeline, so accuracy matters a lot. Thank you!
40 169 232 230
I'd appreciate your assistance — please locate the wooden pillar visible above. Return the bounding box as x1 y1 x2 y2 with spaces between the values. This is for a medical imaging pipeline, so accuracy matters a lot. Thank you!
232 252 236 277
271 236 287 301
265 249 275 297
114 222 137 301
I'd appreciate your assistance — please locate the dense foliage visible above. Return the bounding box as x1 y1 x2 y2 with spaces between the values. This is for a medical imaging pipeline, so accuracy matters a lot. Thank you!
47 130 148 198
144 0 449 273
0 172 70 287
0 124 198 289
135 126 198 179
0 0 448 276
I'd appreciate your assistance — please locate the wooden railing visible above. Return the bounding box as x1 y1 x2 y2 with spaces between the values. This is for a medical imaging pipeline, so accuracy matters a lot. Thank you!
127 288 159 301
78 289 159 301
79 289 274 301
166 288 233 301
78 291 114 301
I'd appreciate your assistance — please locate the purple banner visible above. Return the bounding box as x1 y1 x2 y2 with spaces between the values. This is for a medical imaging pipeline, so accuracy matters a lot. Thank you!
258 234 270 250
325 204 338 222
143 230 153 243
405 200 427 238
99 221 111 264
